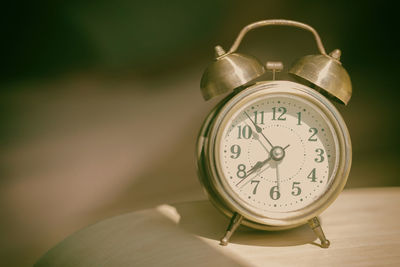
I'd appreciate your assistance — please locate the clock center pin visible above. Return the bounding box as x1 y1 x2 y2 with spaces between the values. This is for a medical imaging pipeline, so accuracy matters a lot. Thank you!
271 146 285 161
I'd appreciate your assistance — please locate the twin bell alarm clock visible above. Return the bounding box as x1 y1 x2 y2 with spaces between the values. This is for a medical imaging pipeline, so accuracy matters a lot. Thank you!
196 19 352 247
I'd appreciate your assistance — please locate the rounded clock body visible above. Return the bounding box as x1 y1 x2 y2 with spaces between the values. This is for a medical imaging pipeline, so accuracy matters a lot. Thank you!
197 80 351 230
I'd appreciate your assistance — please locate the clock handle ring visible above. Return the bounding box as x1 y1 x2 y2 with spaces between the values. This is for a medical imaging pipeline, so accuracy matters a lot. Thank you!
228 19 327 55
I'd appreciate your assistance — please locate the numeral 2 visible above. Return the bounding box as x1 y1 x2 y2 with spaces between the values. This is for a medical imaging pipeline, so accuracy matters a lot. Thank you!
308 128 318 141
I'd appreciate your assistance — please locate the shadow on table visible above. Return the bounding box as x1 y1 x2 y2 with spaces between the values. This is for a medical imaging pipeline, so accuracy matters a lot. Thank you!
172 200 318 247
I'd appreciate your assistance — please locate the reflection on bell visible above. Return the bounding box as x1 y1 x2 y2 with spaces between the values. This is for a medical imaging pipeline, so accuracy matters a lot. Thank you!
200 46 265 100
289 49 352 105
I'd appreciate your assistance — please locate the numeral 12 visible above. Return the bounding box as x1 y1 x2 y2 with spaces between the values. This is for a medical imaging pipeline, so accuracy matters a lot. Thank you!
272 107 287 121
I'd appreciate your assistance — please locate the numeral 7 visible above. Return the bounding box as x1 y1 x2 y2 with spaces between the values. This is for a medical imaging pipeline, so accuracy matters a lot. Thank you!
251 180 260 195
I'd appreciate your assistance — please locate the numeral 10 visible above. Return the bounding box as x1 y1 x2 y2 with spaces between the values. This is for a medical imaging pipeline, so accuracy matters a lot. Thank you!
237 125 252 139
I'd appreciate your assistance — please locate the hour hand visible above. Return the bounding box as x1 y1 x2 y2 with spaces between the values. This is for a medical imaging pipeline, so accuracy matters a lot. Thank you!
246 160 265 176
236 156 271 186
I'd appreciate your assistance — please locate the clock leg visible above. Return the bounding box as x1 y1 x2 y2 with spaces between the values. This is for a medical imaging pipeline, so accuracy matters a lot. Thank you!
220 213 243 246
308 217 330 248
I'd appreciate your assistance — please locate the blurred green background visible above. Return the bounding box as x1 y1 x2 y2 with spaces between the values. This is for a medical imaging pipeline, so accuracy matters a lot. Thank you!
1 1 399 266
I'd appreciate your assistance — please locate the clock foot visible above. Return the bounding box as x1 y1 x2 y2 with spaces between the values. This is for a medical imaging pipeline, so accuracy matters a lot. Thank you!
308 217 330 248
220 213 243 246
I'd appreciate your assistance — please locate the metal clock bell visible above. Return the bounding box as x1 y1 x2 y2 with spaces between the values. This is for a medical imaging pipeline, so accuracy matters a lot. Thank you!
196 20 352 248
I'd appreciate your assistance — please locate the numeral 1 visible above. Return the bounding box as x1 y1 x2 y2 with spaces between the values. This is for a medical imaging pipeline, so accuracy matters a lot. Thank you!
297 112 302 125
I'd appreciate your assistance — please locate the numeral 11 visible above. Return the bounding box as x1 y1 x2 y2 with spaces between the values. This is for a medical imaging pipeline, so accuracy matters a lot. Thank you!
254 111 264 124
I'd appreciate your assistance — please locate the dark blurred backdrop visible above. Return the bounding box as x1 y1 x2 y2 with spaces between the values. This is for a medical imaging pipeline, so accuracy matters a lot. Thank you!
1 1 399 266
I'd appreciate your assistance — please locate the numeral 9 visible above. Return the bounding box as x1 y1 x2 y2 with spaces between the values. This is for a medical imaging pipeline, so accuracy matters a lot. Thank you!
230 145 241 159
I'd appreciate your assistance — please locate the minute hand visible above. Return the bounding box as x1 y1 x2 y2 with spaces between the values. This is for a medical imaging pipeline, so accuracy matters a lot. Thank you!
244 111 274 148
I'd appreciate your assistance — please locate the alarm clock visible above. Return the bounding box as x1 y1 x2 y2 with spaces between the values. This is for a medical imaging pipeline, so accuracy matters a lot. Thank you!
196 20 352 248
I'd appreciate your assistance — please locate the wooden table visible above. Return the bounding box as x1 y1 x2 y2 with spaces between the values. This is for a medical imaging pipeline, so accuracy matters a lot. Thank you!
35 187 400 266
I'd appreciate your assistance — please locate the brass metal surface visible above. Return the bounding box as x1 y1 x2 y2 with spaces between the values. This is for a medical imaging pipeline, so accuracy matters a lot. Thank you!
200 19 329 101
289 51 352 105
197 19 353 246
220 213 243 246
200 52 265 100
227 19 327 55
197 81 352 229
308 217 330 248
201 19 352 105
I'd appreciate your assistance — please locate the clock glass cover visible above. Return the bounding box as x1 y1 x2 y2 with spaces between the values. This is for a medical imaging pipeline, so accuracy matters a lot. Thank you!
215 91 340 217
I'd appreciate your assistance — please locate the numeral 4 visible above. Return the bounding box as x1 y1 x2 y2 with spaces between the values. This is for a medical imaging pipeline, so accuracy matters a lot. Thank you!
307 168 317 182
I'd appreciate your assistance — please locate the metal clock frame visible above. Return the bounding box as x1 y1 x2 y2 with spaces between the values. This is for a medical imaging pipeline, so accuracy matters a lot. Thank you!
197 80 352 246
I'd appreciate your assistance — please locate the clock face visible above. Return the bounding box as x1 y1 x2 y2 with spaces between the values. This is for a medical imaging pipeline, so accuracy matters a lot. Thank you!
216 93 340 215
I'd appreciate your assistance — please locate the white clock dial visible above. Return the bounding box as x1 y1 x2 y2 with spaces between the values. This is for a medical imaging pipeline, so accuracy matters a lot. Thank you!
218 94 339 214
